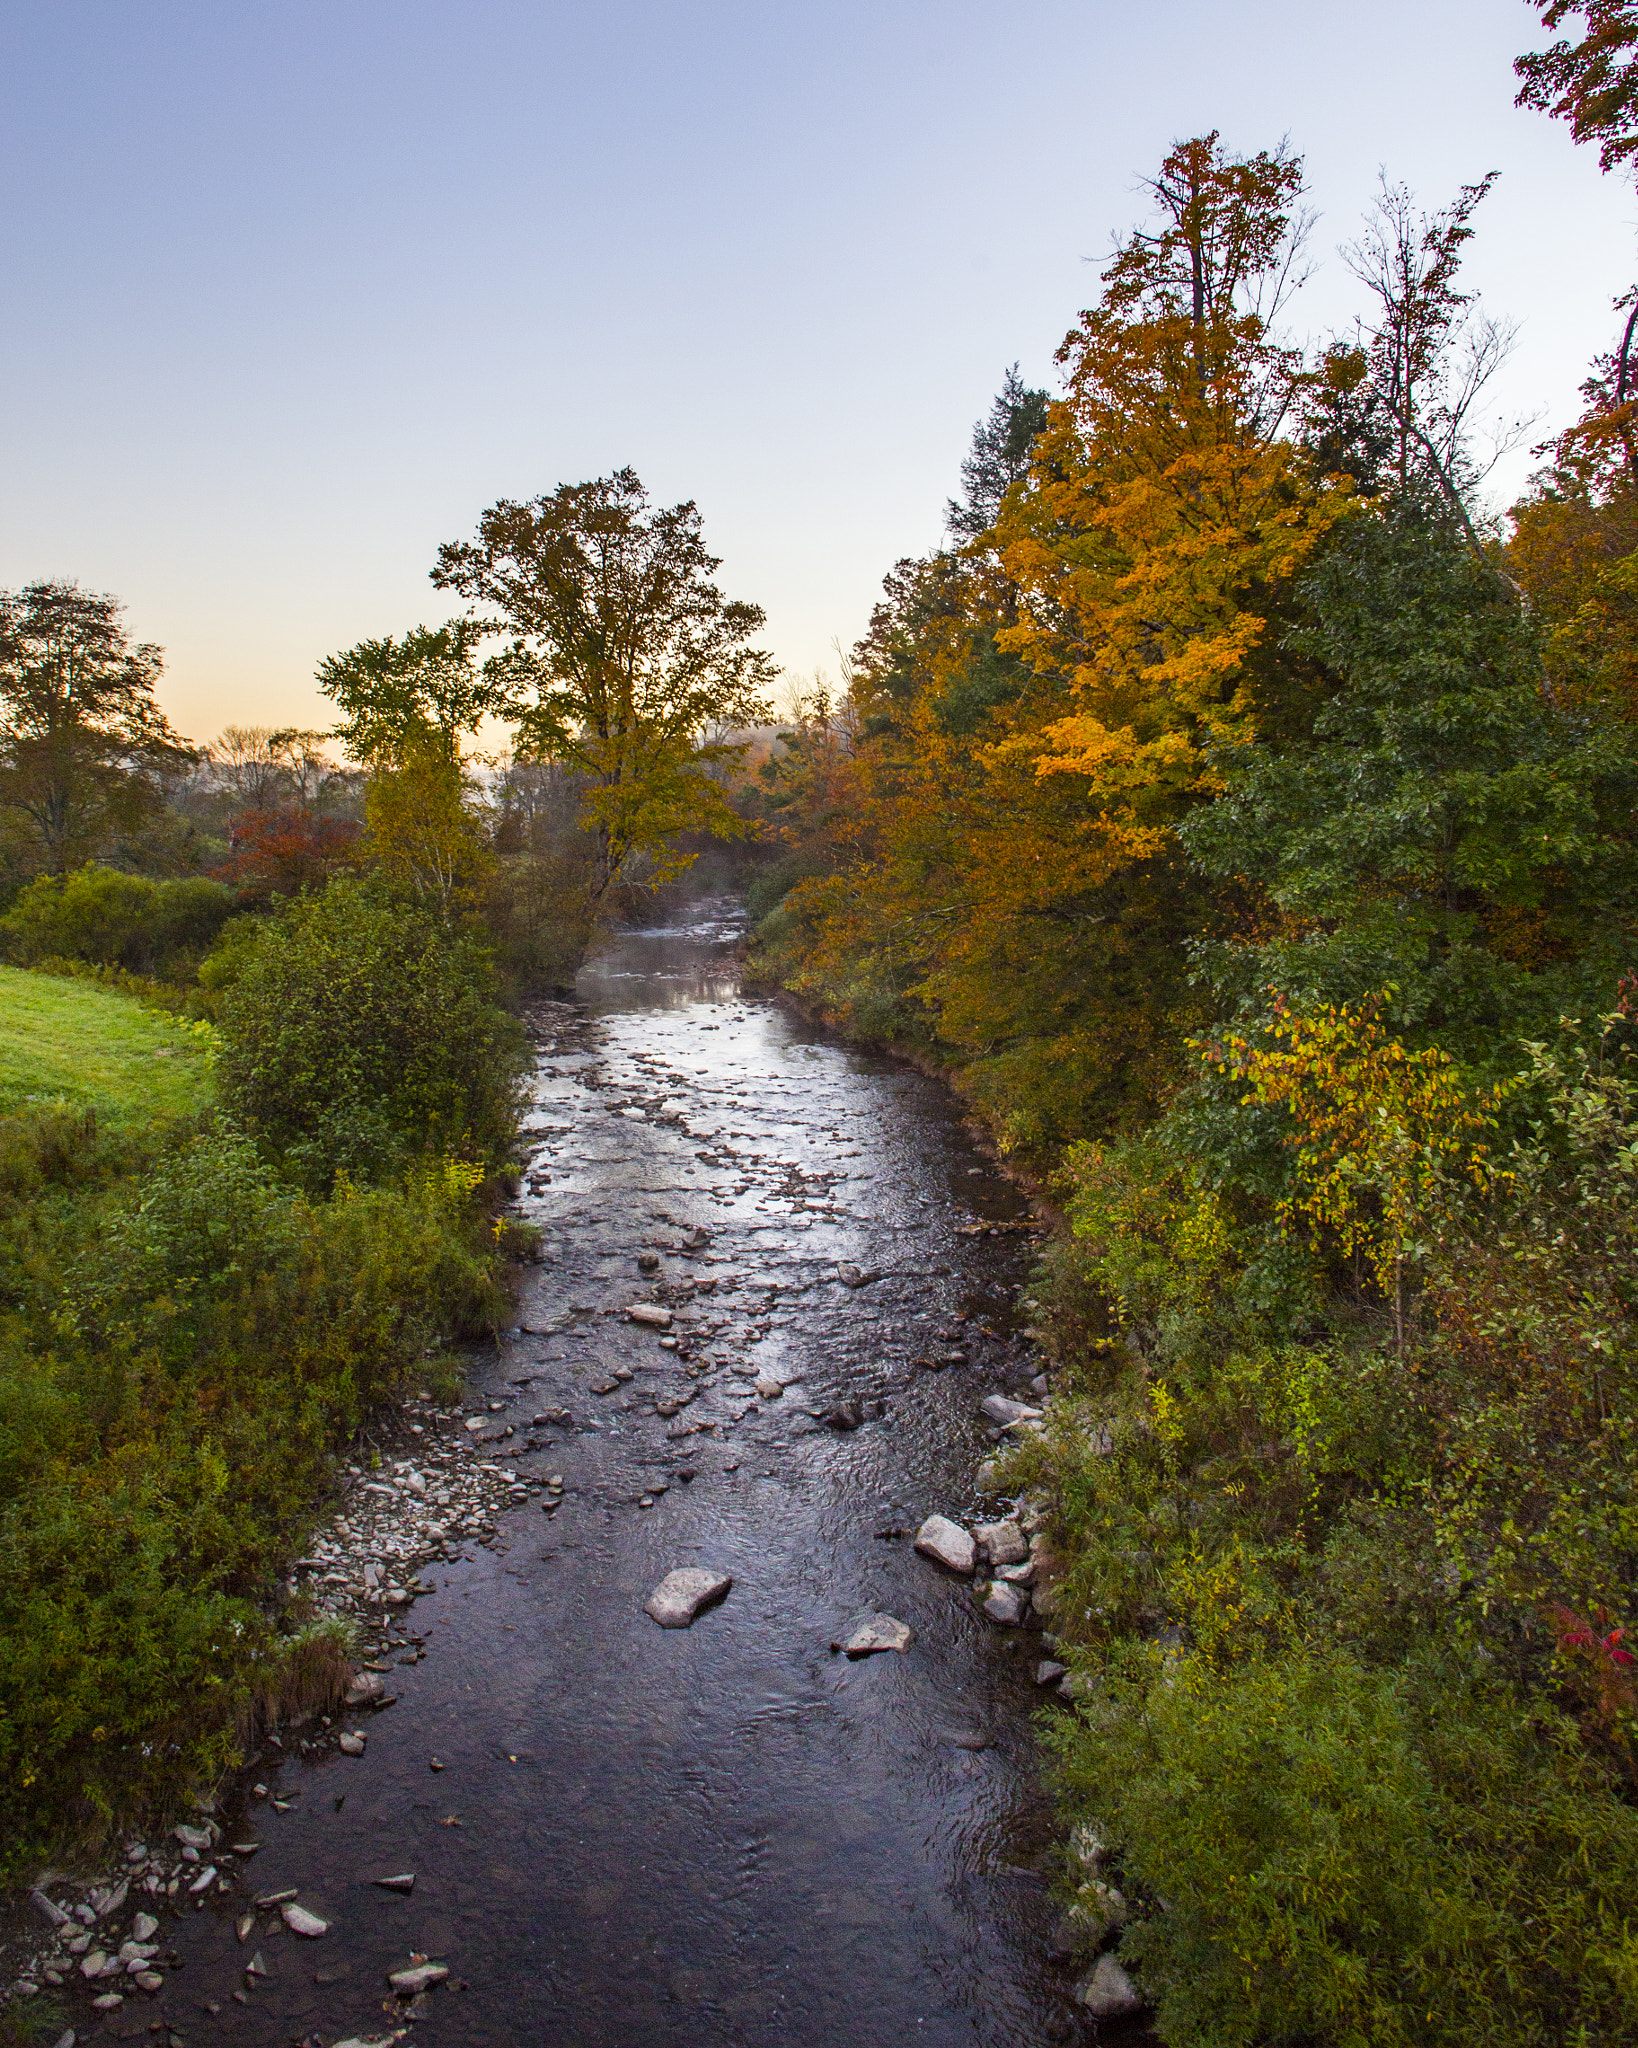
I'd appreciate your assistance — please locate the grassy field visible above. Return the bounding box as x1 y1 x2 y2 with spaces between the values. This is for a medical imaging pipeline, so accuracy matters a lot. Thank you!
0 964 212 1123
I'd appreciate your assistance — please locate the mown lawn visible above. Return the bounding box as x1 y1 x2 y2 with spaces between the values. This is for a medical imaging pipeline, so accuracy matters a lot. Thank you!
0 965 212 1124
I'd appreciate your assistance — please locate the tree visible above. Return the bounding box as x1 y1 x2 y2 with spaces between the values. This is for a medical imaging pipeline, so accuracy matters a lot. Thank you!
1516 0 1638 182
1180 508 1638 1053
363 735 494 915
432 470 777 899
0 581 192 873
315 620 510 768
1517 3 1638 490
1001 133 1351 799
946 366 1052 538
1343 174 1526 539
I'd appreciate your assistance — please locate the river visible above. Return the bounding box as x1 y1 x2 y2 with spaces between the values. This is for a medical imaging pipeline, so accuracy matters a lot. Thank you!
148 901 1096 2047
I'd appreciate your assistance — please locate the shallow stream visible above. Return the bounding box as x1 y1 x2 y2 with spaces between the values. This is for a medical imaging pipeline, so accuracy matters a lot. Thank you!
139 902 1099 2047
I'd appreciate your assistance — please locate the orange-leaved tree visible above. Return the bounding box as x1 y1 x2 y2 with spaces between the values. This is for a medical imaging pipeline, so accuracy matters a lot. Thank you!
998 134 1355 809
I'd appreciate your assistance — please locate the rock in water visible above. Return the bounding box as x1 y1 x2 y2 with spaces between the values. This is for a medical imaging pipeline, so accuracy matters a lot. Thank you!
982 1581 1029 1625
344 1671 386 1708
389 1961 449 1995
338 1731 366 1756
281 1904 329 1937
973 1517 1028 1566
832 1611 913 1657
627 1303 673 1329
374 1873 415 1893
914 1514 977 1575
1077 1955 1141 2018
645 1568 732 1628
979 1394 1042 1427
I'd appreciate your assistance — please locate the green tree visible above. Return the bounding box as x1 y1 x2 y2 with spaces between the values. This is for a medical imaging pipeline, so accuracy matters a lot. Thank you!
0 581 192 873
315 620 512 767
1181 508 1638 1051
432 469 777 899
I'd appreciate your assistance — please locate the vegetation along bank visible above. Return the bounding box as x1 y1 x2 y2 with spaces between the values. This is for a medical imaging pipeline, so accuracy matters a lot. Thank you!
741 22 1638 2047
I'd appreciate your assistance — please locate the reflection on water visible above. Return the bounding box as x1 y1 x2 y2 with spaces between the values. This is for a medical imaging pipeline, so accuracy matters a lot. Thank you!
147 901 1098 2047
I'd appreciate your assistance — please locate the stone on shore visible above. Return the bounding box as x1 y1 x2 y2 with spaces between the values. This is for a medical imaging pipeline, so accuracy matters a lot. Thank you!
345 1671 386 1708
338 1731 366 1756
980 1394 1042 1427
627 1303 673 1329
914 1513 976 1575
982 1581 1029 1625
973 1517 1027 1566
281 1903 329 1937
1077 1955 1141 2018
833 1611 913 1657
645 1567 732 1627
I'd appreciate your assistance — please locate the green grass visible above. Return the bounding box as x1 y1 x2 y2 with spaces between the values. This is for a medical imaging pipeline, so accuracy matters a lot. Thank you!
0 964 212 1124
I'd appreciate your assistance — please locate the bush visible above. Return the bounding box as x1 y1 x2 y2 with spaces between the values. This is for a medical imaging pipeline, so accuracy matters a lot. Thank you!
0 863 237 979
0 1115 505 1858
216 879 526 1188
1048 1645 1638 2047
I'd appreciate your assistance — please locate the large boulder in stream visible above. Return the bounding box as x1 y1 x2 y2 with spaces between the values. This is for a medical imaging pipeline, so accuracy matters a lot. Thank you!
645 1568 732 1628
914 1514 977 1575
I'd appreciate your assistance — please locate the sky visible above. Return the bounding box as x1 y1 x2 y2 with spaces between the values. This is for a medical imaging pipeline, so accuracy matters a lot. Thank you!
2 0 1633 745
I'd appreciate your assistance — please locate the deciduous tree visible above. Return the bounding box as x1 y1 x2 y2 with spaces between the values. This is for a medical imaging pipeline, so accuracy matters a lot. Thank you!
432 470 777 899
0 580 192 873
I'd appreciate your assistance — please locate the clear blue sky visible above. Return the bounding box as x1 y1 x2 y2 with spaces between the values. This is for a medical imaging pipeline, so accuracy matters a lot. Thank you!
2 0 1631 742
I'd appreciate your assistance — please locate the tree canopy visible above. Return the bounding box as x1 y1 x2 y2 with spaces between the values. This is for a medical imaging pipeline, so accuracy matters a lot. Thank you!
0 580 192 874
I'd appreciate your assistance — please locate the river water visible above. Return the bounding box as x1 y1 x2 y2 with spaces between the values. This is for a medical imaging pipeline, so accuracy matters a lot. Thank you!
150 902 1096 2048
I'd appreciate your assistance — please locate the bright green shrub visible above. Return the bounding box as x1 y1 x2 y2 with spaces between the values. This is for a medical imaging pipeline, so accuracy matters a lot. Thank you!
0 863 237 978
215 879 526 1187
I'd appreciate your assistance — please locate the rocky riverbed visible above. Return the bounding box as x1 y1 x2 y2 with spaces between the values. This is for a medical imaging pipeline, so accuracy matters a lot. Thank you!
3 901 1149 2047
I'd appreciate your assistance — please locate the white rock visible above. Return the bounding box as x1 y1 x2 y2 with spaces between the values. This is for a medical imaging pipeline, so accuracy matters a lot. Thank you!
914 1514 976 1575
134 1972 165 1994
1077 1955 1141 2018
644 1567 732 1627
982 1582 1029 1625
754 1374 783 1399
188 1865 217 1893
282 1903 329 1937
833 1611 913 1657
389 1961 449 1994
973 1517 1028 1566
79 1952 107 1980
339 1731 367 1755
344 1671 386 1707
980 1394 1042 1426
627 1303 673 1329
130 1914 158 1942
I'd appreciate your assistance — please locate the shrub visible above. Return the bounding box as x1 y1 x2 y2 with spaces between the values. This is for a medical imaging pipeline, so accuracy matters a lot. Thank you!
215 879 526 1188
0 1116 506 1858
1047 1645 1638 2047
0 863 236 978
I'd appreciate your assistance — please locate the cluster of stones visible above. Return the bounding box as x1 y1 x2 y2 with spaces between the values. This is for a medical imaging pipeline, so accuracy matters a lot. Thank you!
290 1396 552 1634
9 1823 239 2013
